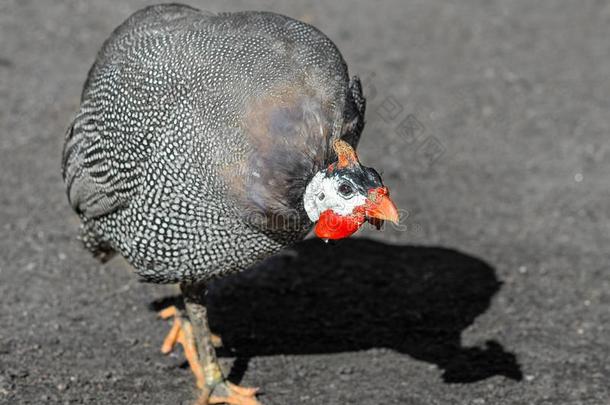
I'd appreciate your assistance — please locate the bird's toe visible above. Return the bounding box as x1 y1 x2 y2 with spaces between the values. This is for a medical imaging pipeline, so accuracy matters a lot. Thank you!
201 381 261 405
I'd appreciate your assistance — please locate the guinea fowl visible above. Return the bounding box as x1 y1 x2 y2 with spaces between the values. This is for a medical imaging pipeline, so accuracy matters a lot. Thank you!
62 4 398 404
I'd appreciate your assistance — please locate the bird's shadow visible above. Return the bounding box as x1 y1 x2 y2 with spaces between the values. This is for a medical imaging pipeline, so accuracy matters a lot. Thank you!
151 238 522 384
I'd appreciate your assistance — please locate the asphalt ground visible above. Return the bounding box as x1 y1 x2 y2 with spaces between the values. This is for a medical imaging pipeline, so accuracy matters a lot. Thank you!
1 1 609 404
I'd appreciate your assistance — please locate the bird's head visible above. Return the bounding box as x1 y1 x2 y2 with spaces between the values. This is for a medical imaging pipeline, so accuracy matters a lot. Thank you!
303 140 399 240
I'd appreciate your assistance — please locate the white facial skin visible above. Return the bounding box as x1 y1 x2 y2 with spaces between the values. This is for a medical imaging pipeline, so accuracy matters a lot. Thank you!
303 170 368 222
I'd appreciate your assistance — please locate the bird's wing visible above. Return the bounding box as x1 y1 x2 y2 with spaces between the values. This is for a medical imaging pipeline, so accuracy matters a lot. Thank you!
61 91 143 218
62 4 206 219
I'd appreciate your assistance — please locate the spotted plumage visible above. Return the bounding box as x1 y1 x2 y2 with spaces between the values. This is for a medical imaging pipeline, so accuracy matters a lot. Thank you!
62 4 366 283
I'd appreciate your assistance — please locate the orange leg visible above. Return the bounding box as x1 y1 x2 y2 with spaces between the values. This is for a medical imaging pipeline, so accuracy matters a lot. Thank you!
159 306 206 388
159 305 260 405
203 382 260 405
160 306 222 348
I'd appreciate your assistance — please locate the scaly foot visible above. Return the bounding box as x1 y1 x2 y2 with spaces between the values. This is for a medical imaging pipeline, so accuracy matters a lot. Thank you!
199 382 260 405
159 306 223 350
159 306 260 404
159 305 206 388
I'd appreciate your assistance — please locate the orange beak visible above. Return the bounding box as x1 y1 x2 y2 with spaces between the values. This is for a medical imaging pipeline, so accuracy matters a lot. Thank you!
364 187 399 223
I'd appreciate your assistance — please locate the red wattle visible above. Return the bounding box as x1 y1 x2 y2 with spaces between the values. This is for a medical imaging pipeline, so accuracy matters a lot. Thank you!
315 210 366 240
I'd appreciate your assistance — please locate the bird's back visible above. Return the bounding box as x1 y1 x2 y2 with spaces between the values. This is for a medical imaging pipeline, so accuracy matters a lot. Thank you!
62 4 365 283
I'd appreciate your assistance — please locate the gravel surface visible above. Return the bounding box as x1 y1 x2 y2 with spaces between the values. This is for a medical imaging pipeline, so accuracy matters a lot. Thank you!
1 1 609 404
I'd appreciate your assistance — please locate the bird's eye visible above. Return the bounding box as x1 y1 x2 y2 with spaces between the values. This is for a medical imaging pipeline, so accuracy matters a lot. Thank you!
338 183 353 197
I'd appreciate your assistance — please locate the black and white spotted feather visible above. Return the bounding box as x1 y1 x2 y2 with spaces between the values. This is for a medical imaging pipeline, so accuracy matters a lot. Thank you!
62 4 366 283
